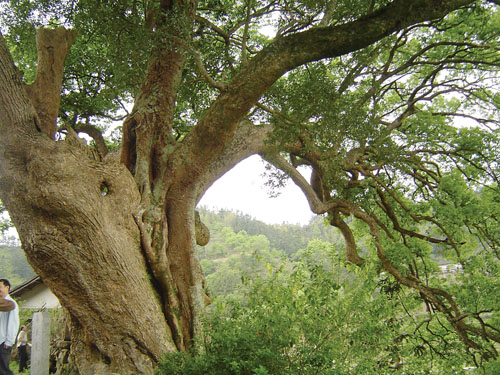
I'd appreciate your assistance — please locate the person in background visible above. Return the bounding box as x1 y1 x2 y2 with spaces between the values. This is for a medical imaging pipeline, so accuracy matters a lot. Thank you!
16 325 29 372
0 279 19 375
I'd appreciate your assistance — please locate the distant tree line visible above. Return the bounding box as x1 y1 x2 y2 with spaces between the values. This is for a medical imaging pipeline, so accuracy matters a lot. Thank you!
198 207 342 255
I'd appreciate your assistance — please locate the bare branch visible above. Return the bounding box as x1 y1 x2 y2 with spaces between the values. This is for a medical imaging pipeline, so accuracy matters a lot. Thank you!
75 124 109 158
194 15 230 43
261 153 350 214
191 49 228 90
331 210 365 266
25 28 77 140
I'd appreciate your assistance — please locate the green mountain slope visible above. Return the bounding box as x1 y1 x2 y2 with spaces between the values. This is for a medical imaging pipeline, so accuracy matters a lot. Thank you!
0 245 36 287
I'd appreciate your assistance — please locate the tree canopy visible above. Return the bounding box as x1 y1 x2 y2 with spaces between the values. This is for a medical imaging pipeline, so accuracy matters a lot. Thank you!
1 0 500 373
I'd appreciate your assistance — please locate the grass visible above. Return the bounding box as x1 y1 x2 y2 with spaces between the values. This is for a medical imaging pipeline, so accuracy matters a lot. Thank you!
9 360 29 374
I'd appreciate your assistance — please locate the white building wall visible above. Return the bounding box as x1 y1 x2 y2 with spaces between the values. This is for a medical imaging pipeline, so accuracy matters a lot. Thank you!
16 284 60 309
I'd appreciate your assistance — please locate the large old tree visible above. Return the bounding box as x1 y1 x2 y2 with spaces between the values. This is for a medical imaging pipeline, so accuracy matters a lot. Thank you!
2 0 500 373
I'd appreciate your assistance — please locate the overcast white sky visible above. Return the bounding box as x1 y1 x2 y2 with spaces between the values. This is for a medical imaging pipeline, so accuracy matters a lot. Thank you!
198 155 315 226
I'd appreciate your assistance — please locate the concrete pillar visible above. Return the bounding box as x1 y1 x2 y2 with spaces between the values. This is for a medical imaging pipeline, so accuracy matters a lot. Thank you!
31 311 50 375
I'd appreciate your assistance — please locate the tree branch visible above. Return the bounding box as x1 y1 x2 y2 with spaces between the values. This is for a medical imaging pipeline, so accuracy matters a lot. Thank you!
318 0 337 27
194 15 230 43
25 28 77 140
191 49 227 90
331 210 365 266
261 153 350 215
180 0 474 180
75 124 109 158
196 120 273 201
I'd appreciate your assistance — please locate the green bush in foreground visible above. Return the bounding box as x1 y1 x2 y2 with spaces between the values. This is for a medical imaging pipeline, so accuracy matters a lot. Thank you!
157 258 481 375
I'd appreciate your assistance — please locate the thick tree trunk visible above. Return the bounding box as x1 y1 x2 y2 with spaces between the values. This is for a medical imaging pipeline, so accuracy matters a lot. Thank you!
1 33 177 375
3 141 177 374
3 140 178 374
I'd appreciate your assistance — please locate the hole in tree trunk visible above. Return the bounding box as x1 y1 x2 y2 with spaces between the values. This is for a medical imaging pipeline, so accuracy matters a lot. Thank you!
100 182 110 196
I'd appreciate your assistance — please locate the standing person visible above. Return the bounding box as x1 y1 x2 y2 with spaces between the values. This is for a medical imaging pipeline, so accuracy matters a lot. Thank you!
0 279 19 375
16 325 29 373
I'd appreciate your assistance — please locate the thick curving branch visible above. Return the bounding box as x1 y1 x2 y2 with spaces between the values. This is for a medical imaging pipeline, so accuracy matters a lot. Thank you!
191 49 228 91
178 0 475 183
196 120 274 202
261 153 334 214
330 210 365 266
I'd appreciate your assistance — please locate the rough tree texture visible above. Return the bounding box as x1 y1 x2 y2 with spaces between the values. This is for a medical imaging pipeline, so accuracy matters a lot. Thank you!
0 0 479 374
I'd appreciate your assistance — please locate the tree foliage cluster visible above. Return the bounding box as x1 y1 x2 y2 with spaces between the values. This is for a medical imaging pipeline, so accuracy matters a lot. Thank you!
197 208 359 298
188 211 500 374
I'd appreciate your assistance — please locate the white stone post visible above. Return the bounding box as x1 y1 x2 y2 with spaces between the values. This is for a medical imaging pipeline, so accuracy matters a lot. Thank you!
31 311 50 375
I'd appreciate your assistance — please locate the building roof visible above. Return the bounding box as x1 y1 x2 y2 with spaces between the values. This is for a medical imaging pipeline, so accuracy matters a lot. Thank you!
10 276 43 298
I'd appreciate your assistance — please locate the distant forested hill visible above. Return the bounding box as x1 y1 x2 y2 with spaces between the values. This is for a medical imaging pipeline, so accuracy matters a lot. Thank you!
197 208 345 297
0 245 36 287
198 207 341 255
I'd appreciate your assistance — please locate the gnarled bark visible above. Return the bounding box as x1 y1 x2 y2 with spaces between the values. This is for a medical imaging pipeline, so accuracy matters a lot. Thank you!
1 30 176 374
